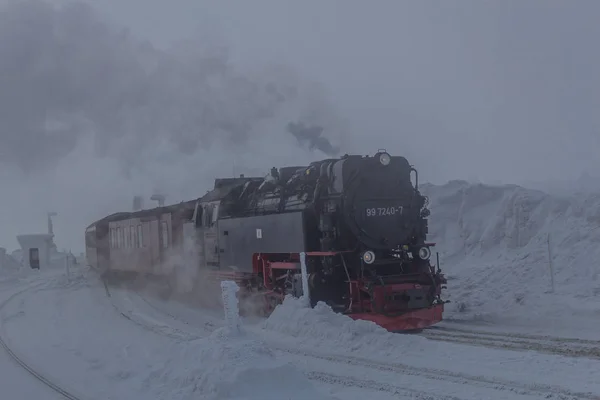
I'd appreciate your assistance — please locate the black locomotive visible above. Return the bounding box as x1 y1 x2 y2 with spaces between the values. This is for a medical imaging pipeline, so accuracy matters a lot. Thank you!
86 150 447 331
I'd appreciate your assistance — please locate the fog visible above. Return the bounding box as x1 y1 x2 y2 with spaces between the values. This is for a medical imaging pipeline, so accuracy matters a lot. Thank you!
2 0 600 251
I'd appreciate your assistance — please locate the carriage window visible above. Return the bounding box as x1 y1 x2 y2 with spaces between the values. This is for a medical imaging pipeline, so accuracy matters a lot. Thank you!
117 227 122 248
137 225 143 247
161 221 169 248
204 205 212 227
194 203 203 227
212 203 219 224
204 204 218 227
130 226 135 248
110 228 115 248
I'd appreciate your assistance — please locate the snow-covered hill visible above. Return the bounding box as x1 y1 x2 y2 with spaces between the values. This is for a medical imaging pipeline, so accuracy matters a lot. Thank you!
422 180 600 324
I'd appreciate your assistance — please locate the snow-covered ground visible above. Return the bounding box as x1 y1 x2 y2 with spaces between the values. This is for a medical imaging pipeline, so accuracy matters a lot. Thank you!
422 180 600 335
2 180 600 399
0 272 65 400
1 263 599 400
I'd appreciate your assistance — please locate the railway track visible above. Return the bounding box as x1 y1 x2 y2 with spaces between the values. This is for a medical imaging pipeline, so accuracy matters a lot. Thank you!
421 325 600 359
280 346 599 400
108 285 600 400
305 370 467 400
105 285 474 399
0 280 91 400
105 281 477 399
102 280 203 341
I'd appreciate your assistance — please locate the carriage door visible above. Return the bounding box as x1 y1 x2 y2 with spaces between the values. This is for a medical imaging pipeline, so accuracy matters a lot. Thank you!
203 202 220 268
149 219 161 274
190 202 206 268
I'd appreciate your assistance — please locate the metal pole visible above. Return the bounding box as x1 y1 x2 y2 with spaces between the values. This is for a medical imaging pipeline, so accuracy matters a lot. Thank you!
300 252 310 307
65 253 70 281
516 205 520 247
547 233 555 293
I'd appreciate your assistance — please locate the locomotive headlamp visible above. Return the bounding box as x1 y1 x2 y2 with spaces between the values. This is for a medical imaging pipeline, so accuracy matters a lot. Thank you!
418 247 431 260
379 152 391 166
362 250 376 264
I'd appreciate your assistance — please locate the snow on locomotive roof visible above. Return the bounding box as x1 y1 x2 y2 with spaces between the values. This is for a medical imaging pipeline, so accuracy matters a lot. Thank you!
200 177 262 202
86 153 403 229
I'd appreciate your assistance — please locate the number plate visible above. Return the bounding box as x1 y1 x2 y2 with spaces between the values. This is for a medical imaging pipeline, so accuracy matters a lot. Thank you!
364 206 403 217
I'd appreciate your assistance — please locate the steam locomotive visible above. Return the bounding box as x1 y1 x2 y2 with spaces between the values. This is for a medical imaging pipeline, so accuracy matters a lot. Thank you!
85 150 447 331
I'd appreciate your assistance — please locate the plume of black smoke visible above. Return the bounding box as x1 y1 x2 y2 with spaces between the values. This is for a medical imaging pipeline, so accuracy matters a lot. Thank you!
286 122 339 156
0 0 343 175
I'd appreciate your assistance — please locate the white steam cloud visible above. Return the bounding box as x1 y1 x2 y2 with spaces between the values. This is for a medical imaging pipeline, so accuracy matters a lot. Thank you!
0 0 347 251
0 0 344 176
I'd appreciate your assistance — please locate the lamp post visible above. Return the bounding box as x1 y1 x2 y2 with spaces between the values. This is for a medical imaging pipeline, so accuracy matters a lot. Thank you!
47 212 57 236
47 212 57 251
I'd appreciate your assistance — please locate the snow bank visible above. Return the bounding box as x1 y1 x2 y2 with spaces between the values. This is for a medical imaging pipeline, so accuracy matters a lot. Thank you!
142 280 334 399
421 180 600 321
0 248 20 272
221 280 241 333
261 295 430 357
144 326 335 400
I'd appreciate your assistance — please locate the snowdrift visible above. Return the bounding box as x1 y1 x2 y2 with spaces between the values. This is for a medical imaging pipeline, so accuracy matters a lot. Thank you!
262 295 431 357
421 180 600 321
144 326 335 400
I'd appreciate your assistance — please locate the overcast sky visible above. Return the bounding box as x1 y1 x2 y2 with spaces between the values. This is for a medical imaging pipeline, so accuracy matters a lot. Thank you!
2 0 600 251
78 0 600 183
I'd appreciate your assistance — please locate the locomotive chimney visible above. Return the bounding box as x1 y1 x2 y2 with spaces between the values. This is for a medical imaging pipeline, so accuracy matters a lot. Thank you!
151 194 166 207
132 196 143 211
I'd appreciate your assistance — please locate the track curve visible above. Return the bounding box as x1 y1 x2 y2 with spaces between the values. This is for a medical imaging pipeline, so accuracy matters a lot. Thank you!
102 280 207 341
105 283 476 399
0 281 91 400
107 282 600 400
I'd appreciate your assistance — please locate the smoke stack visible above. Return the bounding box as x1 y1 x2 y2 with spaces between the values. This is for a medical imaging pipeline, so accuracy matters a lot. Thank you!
132 196 143 211
151 194 166 207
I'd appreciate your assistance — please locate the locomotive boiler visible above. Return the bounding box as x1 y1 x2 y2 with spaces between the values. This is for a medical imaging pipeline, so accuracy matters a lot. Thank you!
85 150 447 331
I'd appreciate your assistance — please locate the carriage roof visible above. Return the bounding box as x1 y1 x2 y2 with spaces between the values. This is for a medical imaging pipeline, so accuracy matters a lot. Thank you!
85 199 198 229
86 177 262 230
